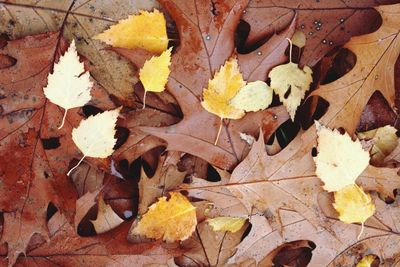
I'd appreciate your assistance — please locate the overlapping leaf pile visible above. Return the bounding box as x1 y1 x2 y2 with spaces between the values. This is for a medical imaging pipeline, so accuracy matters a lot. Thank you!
0 0 400 266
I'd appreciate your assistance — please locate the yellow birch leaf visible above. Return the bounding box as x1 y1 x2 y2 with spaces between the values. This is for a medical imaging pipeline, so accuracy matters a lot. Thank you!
139 47 172 93
230 81 273 112
357 125 398 166
268 62 312 120
314 122 370 192
93 10 168 53
333 184 375 225
207 217 247 233
91 195 124 234
43 40 93 129
131 192 197 242
356 254 378 267
201 58 246 120
292 31 306 48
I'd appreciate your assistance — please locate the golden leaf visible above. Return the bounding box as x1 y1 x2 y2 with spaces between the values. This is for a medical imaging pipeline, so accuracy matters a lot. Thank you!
357 125 398 166
43 40 93 129
230 81 273 112
201 58 246 120
131 192 197 242
139 47 172 94
93 10 168 53
314 122 370 192
333 184 375 225
291 31 306 48
207 217 247 233
268 62 312 120
356 254 378 267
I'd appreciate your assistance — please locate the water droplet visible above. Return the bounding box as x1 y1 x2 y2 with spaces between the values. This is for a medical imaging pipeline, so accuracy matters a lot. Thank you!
375 75 379 80
322 39 327 44
317 22 322 27
273 115 278 120
329 41 334 46
316 27 321 31
300 24 305 29
314 20 318 25
243 10 247 14
340 18 345 23
309 32 314 36
205 34 211 40
257 51 262 56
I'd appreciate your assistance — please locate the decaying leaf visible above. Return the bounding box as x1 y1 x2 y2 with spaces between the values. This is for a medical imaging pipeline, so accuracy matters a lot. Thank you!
91 195 125 234
333 184 375 225
314 122 370 192
230 81 273 112
43 40 93 129
131 192 197 242
269 61 313 120
357 125 398 166
94 9 168 53
207 217 247 233
139 47 172 107
201 57 246 120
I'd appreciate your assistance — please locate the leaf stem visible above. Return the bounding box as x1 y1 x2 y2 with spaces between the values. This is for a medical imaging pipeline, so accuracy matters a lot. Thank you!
142 90 147 109
214 118 223 145
357 222 364 240
286 38 293 63
67 155 86 176
58 109 68 129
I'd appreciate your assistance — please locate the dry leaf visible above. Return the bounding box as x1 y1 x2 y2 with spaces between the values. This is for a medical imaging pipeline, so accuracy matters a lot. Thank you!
269 61 312 120
230 81 273 112
357 125 398 166
43 40 93 129
201 57 246 120
207 217 247 233
93 9 168 53
333 184 375 225
91 195 124 234
315 122 370 192
131 192 197 242
356 254 378 267
139 47 172 102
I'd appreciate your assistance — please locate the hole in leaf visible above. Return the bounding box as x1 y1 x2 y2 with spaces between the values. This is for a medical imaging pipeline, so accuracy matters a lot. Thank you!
320 48 356 85
235 20 251 53
113 126 129 150
82 105 103 117
77 204 97 237
284 86 292 99
41 137 61 150
0 34 10 49
298 96 329 130
0 54 17 69
311 147 317 157
46 202 58 221
269 240 315 267
206 165 221 182
141 146 165 178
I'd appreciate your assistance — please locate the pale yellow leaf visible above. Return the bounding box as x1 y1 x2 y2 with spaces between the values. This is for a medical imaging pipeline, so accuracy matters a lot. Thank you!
357 125 398 166
292 31 306 48
93 10 168 53
356 254 378 267
43 40 92 128
314 122 370 192
207 217 247 233
139 47 172 93
91 195 124 234
230 81 273 112
201 58 245 120
268 62 312 120
72 108 120 158
333 184 375 225
131 192 197 242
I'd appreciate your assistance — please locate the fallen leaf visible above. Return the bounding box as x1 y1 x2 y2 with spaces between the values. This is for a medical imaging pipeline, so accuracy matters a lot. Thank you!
91 194 125 234
333 184 375 225
314 122 370 192
94 9 168 53
139 47 172 107
69 108 120 175
201 57 245 120
131 192 197 242
74 190 99 232
113 0 295 170
269 61 313 120
230 81 273 112
207 217 247 233
43 40 93 129
357 125 398 166
291 31 306 48
356 254 379 267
